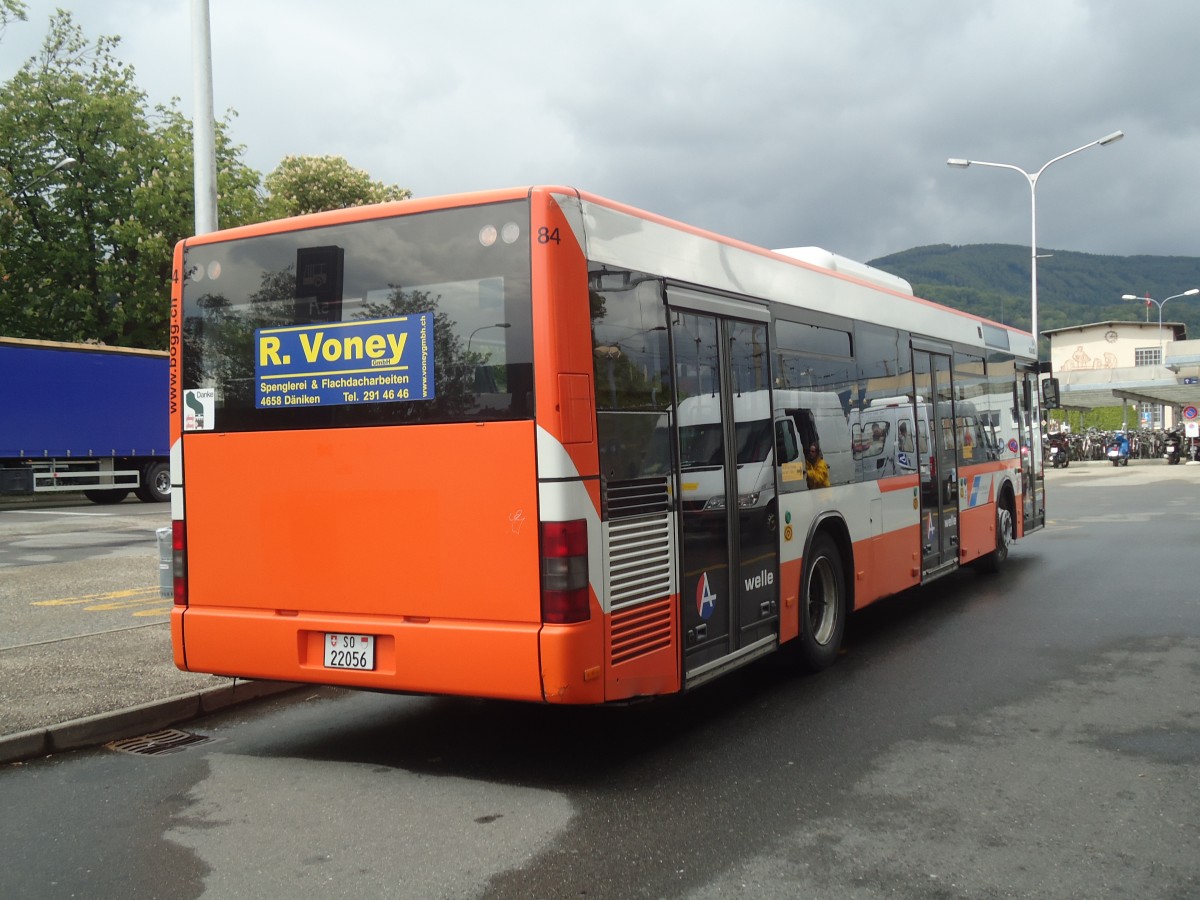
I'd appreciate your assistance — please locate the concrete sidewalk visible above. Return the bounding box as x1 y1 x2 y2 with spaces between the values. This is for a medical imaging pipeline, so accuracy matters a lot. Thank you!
0 620 299 764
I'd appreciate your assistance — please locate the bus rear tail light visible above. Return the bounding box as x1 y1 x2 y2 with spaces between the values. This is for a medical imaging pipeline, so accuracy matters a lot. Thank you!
172 519 188 607
540 519 590 624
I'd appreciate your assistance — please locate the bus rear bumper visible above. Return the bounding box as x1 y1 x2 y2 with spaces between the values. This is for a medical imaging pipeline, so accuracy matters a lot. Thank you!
173 607 545 702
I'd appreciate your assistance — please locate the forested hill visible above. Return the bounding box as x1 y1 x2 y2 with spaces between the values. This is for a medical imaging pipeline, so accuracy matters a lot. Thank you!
867 244 1200 347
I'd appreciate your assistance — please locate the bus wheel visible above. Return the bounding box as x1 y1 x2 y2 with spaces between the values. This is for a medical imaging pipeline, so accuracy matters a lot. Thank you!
796 532 845 672
975 499 1013 574
135 462 170 503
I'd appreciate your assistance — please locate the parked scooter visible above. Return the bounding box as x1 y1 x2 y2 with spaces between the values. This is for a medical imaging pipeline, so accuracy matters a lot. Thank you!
1048 436 1070 468
1107 434 1130 467
1164 432 1182 465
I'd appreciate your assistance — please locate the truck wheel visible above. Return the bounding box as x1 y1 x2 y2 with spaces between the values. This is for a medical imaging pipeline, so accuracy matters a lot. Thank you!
84 490 129 504
135 462 171 503
795 532 846 672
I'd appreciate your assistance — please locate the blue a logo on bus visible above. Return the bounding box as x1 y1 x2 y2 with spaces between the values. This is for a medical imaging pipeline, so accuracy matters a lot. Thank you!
254 315 435 409
696 571 717 620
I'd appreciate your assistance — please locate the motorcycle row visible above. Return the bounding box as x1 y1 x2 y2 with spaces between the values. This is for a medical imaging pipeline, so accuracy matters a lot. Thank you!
1046 429 1198 468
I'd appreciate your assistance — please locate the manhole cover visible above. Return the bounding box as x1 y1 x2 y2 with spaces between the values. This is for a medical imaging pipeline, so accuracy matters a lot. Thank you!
106 728 215 756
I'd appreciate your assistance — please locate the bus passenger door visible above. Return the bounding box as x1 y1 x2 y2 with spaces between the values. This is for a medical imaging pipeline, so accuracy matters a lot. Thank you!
668 293 779 686
1019 366 1045 532
912 347 959 575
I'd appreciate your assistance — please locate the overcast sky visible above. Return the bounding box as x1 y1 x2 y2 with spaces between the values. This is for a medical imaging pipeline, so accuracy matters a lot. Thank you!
3 0 1197 263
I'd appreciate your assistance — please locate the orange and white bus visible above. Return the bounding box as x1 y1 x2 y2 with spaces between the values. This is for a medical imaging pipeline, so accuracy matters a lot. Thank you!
169 186 1047 703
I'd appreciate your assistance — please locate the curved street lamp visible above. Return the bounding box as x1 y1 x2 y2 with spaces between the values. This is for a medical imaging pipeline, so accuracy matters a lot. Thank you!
947 131 1124 350
467 322 511 355
14 156 77 196
1120 288 1200 365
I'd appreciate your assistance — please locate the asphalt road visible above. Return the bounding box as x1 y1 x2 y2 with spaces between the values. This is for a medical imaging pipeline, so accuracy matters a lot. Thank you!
0 495 229 738
0 497 170 644
0 465 1197 899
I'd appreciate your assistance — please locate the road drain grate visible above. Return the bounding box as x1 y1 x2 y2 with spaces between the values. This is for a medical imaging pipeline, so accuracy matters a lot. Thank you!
106 728 214 756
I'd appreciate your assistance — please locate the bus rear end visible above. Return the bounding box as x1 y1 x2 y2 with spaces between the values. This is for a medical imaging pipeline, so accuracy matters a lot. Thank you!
170 190 601 702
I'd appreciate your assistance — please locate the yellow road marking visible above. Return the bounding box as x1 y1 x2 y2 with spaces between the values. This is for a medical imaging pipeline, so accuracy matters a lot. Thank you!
33 587 158 607
86 596 166 612
32 587 169 617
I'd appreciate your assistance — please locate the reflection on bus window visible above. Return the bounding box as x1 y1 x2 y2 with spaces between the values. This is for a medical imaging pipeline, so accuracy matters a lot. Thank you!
849 399 926 479
589 271 673 500
777 394 853 489
805 442 830 488
852 420 890 459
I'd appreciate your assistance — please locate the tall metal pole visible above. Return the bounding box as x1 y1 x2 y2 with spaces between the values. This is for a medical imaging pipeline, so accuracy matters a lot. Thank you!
191 0 218 234
1028 174 1038 352
947 131 1123 355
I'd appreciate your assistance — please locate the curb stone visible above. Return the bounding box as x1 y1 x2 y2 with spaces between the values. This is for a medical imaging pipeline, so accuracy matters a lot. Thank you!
1 680 301 765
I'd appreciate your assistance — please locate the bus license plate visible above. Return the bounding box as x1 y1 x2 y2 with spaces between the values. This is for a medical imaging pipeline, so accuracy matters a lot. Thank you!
323 633 375 670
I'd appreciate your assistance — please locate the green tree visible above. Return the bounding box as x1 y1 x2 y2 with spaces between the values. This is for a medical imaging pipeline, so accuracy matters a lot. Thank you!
263 155 411 218
148 102 263 236
0 0 26 34
0 12 261 349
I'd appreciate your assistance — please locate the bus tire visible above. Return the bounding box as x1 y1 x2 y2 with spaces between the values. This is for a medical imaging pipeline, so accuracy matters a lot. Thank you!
975 497 1014 574
135 461 171 503
84 489 129 504
796 531 846 672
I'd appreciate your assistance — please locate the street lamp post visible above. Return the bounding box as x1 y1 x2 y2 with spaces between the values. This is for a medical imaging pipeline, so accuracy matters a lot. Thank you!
467 322 511 355
947 131 1124 351
1120 288 1200 365
12 156 76 197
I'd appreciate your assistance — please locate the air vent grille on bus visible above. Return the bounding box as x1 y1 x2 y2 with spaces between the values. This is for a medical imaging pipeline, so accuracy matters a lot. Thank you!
610 597 673 665
606 511 673 609
605 476 675 666
605 476 671 518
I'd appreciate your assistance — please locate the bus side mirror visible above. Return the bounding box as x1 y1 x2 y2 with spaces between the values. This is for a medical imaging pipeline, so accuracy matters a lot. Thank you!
1041 378 1061 410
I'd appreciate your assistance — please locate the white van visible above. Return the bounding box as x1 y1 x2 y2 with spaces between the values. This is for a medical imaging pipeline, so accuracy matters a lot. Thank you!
849 396 926 480
849 394 997 486
675 389 853 529
772 389 853 486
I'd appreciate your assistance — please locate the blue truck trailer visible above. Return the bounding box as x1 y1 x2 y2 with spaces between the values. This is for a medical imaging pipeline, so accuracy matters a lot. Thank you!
0 337 170 503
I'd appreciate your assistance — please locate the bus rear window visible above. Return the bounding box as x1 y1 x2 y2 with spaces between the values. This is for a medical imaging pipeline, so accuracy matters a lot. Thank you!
179 200 533 432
